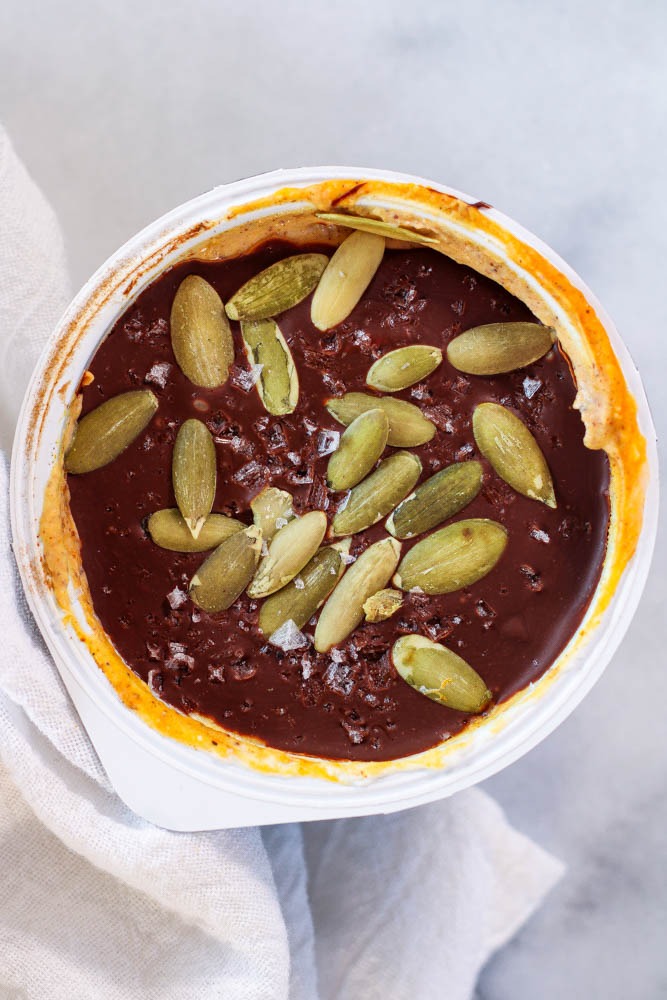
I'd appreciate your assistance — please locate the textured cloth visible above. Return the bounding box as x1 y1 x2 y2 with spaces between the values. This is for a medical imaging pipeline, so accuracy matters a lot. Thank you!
0 123 564 1000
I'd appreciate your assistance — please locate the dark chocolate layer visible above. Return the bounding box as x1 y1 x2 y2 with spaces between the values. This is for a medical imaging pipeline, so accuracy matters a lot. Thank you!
68 241 609 761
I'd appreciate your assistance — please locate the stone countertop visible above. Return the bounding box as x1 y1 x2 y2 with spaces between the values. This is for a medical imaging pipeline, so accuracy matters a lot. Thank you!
2 1 665 996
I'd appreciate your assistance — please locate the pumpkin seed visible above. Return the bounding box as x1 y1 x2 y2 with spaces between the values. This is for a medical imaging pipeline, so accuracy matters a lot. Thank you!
326 407 389 491
314 537 402 652
258 539 350 636
386 460 483 538
310 231 385 331
394 518 507 594
393 635 491 713
247 510 327 598
447 322 556 375
64 390 158 474
250 487 294 542
148 509 244 552
472 402 556 507
366 344 442 392
315 212 438 246
189 525 262 613
225 254 328 321
240 319 299 415
326 392 436 447
363 588 403 622
172 419 217 538
170 275 234 388
331 451 422 536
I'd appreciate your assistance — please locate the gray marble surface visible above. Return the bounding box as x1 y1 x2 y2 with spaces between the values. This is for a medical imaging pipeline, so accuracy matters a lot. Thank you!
2 1 665 996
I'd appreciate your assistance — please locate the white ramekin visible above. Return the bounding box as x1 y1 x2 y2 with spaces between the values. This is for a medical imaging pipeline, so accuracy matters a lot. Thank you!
10 167 658 830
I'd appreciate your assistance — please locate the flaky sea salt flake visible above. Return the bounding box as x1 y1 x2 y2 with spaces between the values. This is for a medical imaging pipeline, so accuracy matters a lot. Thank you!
523 376 542 399
530 527 551 544
166 586 188 609
316 429 340 455
144 361 172 388
269 619 310 651
232 363 263 391
147 669 163 695
165 651 195 672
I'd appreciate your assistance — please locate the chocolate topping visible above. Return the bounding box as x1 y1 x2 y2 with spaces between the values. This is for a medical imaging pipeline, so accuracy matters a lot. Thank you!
67 240 609 761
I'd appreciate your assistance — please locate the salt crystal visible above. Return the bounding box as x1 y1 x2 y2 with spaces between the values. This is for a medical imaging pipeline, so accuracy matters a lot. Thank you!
232 460 266 486
165 650 195 672
147 669 163 695
330 648 346 663
261 540 269 557
352 329 371 346
144 361 171 388
324 659 354 695
168 641 187 654
287 451 301 465
400 362 410 370
316 429 340 455
336 491 351 512
269 619 310 651
340 552 356 565
233 364 263 391
275 517 288 530
341 721 367 745
530 527 550 544
229 436 253 453
410 586 424 594
303 417 318 435
166 586 187 609
410 385 426 400
208 664 225 682
523 376 542 399
294 576 305 590
301 657 314 680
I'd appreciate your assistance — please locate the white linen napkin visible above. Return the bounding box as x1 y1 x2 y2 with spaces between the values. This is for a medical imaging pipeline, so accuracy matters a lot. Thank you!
0 123 564 1000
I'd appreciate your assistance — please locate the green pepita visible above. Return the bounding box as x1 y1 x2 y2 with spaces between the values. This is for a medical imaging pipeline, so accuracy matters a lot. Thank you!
65 390 158 474
366 344 442 392
394 518 508 594
225 254 328 321
326 392 436 447
393 634 491 713
331 451 422 536
386 460 483 538
172 419 217 538
170 275 234 388
472 402 556 507
326 407 389 491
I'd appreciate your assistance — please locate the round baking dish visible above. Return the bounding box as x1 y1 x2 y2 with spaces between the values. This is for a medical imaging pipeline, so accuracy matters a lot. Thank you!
10 167 658 825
